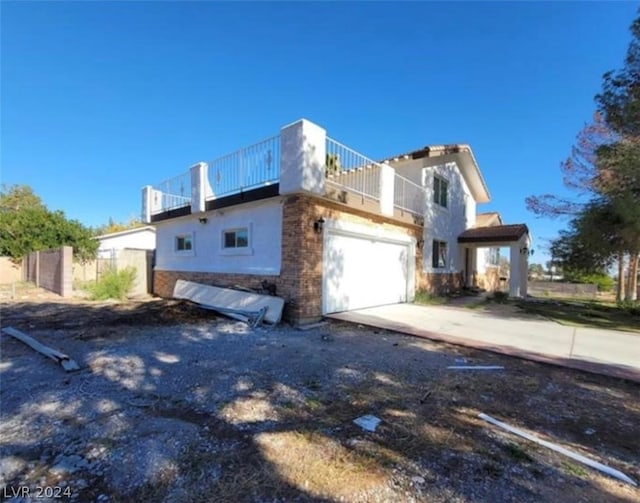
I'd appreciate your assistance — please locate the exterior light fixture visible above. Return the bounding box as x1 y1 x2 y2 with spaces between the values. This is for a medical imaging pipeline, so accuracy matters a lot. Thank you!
313 217 325 234
417 239 424 249
199 217 208 224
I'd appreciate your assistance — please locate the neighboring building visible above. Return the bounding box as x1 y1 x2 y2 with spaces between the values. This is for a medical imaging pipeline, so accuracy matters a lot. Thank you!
95 226 156 259
142 119 530 324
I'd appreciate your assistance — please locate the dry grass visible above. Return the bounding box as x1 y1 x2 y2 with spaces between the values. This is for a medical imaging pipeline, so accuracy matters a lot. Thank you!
2 294 639 502
256 431 388 500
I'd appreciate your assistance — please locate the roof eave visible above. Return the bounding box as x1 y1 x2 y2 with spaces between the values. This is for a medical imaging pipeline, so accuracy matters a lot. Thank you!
384 144 491 203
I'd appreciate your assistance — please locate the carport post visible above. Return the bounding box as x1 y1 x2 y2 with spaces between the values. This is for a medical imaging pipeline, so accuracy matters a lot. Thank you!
509 244 521 297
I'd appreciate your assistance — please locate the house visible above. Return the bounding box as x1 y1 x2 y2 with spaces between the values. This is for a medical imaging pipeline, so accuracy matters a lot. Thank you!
95 226 156 259
142 119 530 324
72 226 157 295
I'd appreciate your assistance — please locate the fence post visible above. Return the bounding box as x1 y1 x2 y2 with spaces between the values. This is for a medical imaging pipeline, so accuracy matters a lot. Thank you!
60 246 73 297
35 251 40 288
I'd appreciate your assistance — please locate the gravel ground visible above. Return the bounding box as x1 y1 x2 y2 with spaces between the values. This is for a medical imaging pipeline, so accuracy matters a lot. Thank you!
1 295 639 502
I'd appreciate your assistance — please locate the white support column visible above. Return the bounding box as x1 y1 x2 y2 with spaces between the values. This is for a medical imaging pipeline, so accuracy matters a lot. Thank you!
141 185 163 223
141 186 153 224
190 162 208 213
279 119 326 195
468 245 479 288
379 163 395 217
509 243 521 297
509 235 530 298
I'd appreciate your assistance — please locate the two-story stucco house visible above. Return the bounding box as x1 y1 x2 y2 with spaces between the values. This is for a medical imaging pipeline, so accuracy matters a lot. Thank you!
142 118 530 324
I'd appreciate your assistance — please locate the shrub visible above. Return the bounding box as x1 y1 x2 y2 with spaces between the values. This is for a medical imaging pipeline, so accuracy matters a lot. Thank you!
617 300 640 316
414 291 448 305
491 291 509 303
87 266 136 300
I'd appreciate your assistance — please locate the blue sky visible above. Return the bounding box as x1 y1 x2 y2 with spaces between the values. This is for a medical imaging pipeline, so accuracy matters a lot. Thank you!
1 1 637 264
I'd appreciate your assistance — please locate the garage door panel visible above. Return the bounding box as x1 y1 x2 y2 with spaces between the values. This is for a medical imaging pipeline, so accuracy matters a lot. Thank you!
324 231 412 314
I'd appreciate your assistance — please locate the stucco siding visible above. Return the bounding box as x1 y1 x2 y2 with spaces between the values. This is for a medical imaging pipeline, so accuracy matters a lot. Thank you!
97 228 156 258
423 162 474 274
154 199 282 275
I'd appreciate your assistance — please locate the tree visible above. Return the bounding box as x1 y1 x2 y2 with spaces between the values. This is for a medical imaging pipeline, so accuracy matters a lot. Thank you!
596 16 640 138
94 216 144 236
528 263 544 279
0 185 98 263
528 12 640 301
0 184 45 211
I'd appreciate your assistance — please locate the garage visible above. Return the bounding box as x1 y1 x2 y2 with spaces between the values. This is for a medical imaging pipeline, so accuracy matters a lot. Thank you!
323 222 415 314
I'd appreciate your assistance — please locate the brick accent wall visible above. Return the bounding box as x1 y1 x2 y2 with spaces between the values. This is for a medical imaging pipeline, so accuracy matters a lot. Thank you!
155 193 463 324
417 272 463 295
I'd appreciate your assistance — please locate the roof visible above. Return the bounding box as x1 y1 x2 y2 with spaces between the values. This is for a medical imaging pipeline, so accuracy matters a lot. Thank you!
95 226 156 240
474 212 503 228
383 143 491 204
458 224 529 244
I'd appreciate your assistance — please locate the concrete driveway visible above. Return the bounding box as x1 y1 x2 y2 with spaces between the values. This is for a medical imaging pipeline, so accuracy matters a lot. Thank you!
328 303 640 382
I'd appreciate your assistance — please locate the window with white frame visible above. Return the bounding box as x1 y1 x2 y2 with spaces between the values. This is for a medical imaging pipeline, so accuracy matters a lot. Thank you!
432 240 447 268
175 234 193 252
223 228 249 249
433 175 448 208
487 247 500 266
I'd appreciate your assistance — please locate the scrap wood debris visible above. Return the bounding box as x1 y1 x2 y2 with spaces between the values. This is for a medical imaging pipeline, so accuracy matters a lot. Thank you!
2 326 80 372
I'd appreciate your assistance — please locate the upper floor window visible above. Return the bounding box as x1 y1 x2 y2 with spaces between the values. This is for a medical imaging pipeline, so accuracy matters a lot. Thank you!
432 240 447 268
223 228 249 249
434 175 448 208
488 247 500 266
175 234 193 252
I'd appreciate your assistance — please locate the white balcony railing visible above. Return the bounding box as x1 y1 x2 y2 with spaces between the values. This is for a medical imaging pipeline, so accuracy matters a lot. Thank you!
394 173 426 216
151 170 191 214
325 137 382 202
206 135 280 199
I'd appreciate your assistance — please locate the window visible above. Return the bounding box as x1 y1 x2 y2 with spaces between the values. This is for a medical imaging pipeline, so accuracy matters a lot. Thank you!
488 247 500 266
434 175 448 208
432 240 447 268
223 228 249 249
175 234 193 251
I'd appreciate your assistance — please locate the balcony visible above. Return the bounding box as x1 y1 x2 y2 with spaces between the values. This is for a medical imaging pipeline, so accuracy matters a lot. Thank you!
142 119 427 224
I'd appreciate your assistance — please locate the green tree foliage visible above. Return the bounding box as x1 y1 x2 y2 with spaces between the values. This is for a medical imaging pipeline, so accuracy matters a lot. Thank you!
94 216 144 236
0 185 98 263
528 263 544 278
596 16 640 138
0 184 45 211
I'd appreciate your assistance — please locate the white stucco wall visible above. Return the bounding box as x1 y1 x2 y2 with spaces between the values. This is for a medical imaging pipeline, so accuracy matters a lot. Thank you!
97 228 156 258
422 162 475 274
154 199 282 275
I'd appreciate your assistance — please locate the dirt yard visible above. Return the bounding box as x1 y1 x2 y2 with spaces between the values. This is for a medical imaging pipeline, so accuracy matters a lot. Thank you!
1 291 639 502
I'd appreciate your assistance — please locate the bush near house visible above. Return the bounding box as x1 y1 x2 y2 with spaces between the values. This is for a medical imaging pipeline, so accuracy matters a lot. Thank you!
86 266 136 301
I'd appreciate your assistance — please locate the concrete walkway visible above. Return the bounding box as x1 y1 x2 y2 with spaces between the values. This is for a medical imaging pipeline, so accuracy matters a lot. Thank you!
328 303 640 382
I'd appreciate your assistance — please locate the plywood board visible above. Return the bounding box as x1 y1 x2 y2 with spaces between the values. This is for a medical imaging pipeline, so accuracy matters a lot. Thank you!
173 280 284 324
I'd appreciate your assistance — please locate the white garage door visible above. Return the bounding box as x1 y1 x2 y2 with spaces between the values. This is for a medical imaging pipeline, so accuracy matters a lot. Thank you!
323 228 413 314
